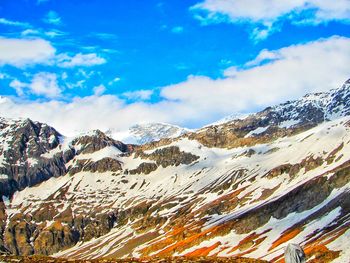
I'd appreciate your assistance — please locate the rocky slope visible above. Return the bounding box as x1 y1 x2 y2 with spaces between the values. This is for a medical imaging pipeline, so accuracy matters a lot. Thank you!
0 80 350 262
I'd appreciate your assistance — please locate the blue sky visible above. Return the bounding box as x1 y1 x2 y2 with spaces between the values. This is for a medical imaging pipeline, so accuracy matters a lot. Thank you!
0 0 350 135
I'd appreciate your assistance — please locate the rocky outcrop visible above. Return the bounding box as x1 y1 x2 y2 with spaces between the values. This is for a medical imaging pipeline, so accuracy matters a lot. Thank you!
68 158 122 175
33 222 80 255
265 155 324 179
129 162 158 175
71 130 133 155
136 146 199 168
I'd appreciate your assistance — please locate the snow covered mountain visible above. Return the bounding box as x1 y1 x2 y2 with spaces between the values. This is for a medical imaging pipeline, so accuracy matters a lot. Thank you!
107 122 190 145
1 79 350 262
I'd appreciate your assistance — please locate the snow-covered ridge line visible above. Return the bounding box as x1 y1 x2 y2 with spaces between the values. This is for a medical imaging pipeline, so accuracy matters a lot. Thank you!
107 122 192 145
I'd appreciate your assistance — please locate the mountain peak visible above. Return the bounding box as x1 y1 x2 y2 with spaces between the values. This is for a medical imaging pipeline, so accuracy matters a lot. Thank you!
108 122 190 145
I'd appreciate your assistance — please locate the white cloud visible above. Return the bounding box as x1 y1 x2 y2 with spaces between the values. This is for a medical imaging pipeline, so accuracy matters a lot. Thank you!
122 90 153 101
0 18 30 27
21 29 41 36
9 73 61 98
0 95 159 135
57 53 106 68
9 80 27 96
30 73 61 98
108 77 121 85
93 85 106 96
0 38 56 67
192 0 350 23
66 80 85 89
250 22 276 41
0 37 106 68
161 36 350 116
45 30 66 38
191 0 350 39
43 11 62 25
244 49 282 67
1 36 350 135
20 28 66 38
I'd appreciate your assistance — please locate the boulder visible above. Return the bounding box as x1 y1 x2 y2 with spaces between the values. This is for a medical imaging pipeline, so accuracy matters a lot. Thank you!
284 243 306 263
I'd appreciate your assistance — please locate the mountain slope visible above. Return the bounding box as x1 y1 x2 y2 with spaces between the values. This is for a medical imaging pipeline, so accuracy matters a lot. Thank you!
1 80 350 262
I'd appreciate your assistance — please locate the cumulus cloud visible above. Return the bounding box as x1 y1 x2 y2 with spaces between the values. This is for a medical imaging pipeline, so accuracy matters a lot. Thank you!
1 36 349 135
0 38 56 67
191 0 350 40
0 95 163 136
0 37 106 69
9 73 61 98
30 73 61 98
161 36 350 115
57 53 106 67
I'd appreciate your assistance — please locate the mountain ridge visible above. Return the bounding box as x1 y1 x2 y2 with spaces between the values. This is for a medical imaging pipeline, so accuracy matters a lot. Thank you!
0 79 350 261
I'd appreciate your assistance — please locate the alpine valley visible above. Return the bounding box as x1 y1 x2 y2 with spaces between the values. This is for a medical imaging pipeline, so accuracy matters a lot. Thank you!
1 80 350 262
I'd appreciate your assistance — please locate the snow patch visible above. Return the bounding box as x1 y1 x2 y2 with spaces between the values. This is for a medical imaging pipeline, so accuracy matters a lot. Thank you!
244 126 269 137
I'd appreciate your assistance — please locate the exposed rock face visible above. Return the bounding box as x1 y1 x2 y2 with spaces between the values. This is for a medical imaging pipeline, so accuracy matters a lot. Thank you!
33 221 79 256
0 119 134 255
0 121 134 198
129 162 158 175
68 158 122 175
136 146 200 168
71 130 132 154
0 118 64 196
